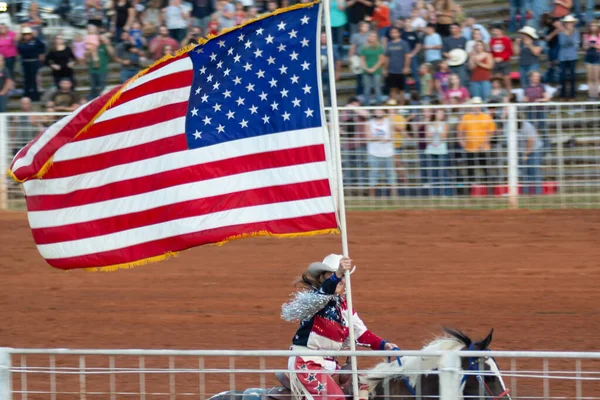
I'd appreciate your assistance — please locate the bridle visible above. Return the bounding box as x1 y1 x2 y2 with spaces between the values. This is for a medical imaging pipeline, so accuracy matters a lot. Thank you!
387 347 510 399
460 345 511 400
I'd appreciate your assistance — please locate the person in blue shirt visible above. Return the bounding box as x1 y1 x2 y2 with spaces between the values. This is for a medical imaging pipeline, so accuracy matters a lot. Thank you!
17 27 45 102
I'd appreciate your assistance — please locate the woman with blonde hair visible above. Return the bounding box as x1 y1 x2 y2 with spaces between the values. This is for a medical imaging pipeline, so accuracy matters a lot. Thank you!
583 20 600 100
469 40 494 101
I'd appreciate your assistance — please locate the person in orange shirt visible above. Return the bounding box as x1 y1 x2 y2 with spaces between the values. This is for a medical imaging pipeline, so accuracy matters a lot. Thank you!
457 97 496 190
372 0 391 38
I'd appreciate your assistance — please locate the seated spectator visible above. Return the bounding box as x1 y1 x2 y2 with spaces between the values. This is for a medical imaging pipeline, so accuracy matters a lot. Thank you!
349 21 370 96
0 24 18 78
384 27 410 105
444 73 470 103
149 25 180 60
372 0 391 38
434 0 458 37
443 23 468 85
462 17 490 43
469 40 494 101
583 20 600 100
517 119 544 195
419 62 434 103
514 26 542 89
164 0 190 42
46 35 77 89
17 27 45 102
425 108 451 196
558 15 579 100
366 107 396 197
423 23 443 67
434 59 451 98
340 96 368 191
72 33 87 63
51 79 80 112
234 2 246 25
360 32 385 105
457 97 496 190
0 55 13 112
346 0 374 36
490 25 513 92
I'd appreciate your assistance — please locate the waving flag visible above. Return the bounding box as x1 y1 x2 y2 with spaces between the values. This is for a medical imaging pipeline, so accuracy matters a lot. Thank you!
8 1 339 271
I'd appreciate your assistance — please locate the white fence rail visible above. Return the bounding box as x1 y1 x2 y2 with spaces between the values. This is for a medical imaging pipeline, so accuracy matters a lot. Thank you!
2 102 600 210
2 348 600 400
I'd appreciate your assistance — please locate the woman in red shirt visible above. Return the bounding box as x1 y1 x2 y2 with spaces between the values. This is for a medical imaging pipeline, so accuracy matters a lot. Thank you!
469 40 494 101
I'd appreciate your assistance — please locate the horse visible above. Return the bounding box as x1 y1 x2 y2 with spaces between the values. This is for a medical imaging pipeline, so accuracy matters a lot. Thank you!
208 328 511 400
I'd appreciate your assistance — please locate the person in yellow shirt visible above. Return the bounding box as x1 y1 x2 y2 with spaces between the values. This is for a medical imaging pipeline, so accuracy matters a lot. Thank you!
457 97 496 190
390 110 407 183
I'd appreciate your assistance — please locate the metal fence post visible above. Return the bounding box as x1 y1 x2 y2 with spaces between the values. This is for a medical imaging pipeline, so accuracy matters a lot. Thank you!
439 351 461 400
0 347 12 400
0 114 8 210
555 104 566 208
507 104 519 209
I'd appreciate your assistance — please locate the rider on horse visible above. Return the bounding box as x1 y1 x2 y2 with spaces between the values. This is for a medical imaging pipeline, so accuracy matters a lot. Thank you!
281 254 398 400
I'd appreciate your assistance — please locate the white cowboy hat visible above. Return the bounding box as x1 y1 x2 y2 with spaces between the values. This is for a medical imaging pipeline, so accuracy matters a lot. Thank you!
518 26 539 40
562 14 578 23
306 254 355 278
470 96 483 104
447 48 468 67
21 26 33 34
350 55 363 74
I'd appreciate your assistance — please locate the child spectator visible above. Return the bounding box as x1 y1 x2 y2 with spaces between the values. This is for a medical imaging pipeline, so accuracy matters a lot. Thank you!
583 20 600 100
423 23 443 67
384 26 410 105
419 62 434 103
207 13 220 35
434 59 451 98
361 31 385 105
489 25 513 92
558 15 579 100
85 24 101 51
129 21 147 49
72 33 87 63
372 0 391 38
469 40 494 101
444 73 470 103
513 26 542 89
234 1 247 25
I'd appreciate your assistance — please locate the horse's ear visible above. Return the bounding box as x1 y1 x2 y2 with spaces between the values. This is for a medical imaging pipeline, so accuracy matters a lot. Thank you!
481 328 494 349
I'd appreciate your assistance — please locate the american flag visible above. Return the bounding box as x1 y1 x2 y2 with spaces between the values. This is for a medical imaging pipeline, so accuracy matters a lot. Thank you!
8 2 339 271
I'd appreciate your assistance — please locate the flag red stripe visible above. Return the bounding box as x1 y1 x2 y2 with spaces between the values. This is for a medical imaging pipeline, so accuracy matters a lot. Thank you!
32 179 332 244
144 51 190 75
42 134 189 179
9 87 120 180
26 144 327 211
44 213 338 270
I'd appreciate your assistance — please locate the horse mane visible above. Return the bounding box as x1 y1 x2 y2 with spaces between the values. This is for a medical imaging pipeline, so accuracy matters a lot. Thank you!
363 328 471 391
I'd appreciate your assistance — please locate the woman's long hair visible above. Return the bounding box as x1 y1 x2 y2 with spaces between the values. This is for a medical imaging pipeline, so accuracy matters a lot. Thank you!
293 272 326 291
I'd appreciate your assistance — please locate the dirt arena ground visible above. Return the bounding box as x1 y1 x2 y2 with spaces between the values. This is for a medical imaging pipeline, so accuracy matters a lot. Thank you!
1 209 599 399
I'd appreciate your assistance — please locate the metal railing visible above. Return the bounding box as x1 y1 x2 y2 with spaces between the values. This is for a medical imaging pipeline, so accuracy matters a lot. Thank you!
2 348 600 399
2 102 600 210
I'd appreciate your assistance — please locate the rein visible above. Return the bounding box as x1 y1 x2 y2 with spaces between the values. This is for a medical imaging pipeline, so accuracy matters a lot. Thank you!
387 348 416 396
460 345 510 400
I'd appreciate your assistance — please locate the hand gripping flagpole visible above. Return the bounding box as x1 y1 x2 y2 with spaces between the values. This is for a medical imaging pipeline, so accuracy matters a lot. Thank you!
321 2 360 400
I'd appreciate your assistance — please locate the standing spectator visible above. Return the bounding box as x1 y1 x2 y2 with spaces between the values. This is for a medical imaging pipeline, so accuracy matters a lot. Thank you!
514 26 542 88
391 109 407 183
129 21 148 49
366 107 396 197
372 0 391 38
207 13 220 35
490 25 513 92
149 25 180 59
346 0 374 36
508 0 530 32
541 12 562 85
434 0 457 37
469 40 494 101
349 21 370 96
113 0 135 42
142 0 164 35
51 79 80 112
181 26 203 46
518 119 544 195
72 33 87 63
384 27 410 105
87 33 113 99
402 18 423 93
0 24 18 78
116 31 141 81
489 76 510 103
86 0 106 27
234 2 246 25
423 23 443 67
46 35 77 89
10 97 37 155
523 70 550 148
444 73 470 103
389 0 414 23
443 23 468 85
217 0 236 30
340 97 368 191
409 10 427 31
413 0 431 20
434 59 451 98
552 0 572 18
426 108 451 195
86 24 101 52
329 0 347 57
23 2 44 39
419 62 434 102
414 106 434 190
465 28 485 54
457 97 496 190
462 17 490 43
583 20 600 100
163 0 190 42
361 32 385 105
320 32 342 104
558 15 579 100
17 27 45 102
191 0 214 30
0 55 13 112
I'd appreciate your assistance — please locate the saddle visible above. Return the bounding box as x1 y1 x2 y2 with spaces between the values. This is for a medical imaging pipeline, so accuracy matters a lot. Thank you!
263 362 355 400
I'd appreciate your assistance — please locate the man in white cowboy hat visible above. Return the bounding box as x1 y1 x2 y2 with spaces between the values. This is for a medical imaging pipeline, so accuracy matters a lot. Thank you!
513 26 542 89
17 26 46 102
442 23 469 86
558 14 580 100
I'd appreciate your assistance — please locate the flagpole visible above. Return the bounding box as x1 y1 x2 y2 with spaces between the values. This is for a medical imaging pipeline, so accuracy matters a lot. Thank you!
321 2 359 400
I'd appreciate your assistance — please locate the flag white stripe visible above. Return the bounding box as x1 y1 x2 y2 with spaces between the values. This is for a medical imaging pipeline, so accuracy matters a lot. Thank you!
23 127 324 196
95 86 191 123
124 58 193 92
11 102 90 172
53 117 186 162
28 161 329 228
37 197 335 259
